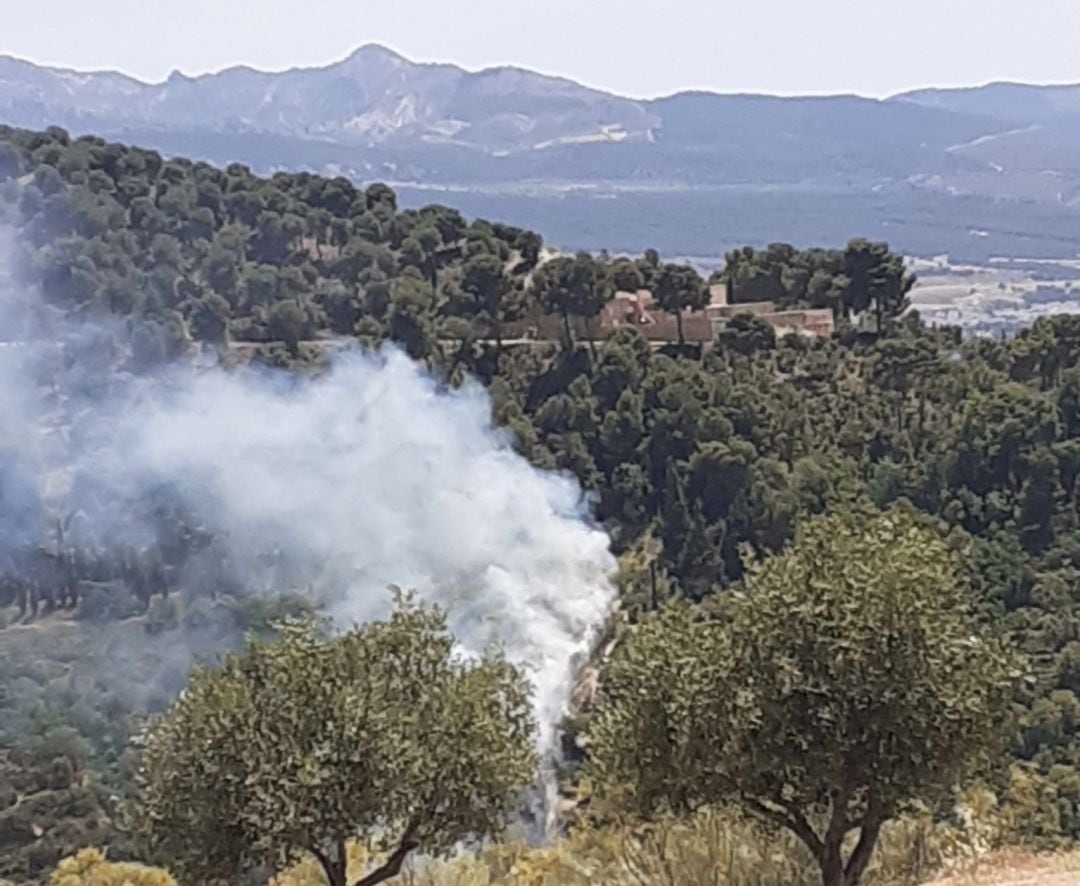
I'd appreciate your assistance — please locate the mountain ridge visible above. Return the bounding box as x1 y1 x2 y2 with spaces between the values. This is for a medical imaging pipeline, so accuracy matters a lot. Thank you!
10 44 1080 103
5 45 1080 260
0 45 1050 156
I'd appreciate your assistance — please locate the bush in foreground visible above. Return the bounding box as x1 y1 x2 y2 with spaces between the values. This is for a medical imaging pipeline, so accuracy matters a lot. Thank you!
133 596 536 886
587 507 1022 886
45 848 175 886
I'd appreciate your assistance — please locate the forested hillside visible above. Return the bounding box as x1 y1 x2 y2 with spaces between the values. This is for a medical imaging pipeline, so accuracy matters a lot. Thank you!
0 124 1079 884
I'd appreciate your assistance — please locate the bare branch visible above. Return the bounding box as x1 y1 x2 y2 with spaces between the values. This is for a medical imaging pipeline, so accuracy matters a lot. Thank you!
311 847 338 886
843 788 886 886
844 817 883 886
351 819 422 886
825 782 854 850
743 795 823 859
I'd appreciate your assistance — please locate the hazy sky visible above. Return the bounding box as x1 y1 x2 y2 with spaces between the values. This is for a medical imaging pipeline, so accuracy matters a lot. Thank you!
3 0 1079 98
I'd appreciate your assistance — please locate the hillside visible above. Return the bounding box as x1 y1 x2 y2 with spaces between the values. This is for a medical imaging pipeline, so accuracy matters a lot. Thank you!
4 47 1080 259
3 124 1080 884
898 82 1080 141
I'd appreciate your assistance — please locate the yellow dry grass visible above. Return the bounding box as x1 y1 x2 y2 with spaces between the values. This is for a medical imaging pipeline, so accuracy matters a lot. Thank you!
270 810 942 886
44 848 176 886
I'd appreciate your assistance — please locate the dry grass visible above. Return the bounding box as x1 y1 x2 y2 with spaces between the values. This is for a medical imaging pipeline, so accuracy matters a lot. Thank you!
268 810 944 886
40 825 1080 886
176 776 1080 886
44 848 176 886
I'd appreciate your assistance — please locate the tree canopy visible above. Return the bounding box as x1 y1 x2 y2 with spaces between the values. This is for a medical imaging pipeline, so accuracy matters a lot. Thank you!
530 252 613 349
651 262 708 346
720 240 915 330
134 597 536 886
588 507 1021 886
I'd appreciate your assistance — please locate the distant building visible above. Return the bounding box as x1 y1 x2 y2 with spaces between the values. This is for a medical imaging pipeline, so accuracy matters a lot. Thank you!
499 279 833 345
705 279 835 339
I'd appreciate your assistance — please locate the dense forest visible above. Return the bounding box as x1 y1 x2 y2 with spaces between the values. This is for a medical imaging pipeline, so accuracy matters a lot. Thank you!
0 124 1078 885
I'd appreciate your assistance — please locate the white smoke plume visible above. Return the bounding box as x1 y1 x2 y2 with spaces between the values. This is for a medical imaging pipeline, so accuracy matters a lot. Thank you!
0 238 617 820
115 349 617 749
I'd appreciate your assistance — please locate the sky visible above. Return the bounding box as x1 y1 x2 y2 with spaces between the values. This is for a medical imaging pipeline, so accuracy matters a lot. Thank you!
2 0 1079 98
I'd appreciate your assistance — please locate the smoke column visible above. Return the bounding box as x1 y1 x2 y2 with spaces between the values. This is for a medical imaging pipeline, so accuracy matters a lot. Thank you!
120 349 617 751
0 241 617 824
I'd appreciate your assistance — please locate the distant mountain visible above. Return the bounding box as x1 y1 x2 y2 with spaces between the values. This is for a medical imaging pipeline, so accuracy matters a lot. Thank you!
897 81 1080 137
0 45 657 157
4 46 1080 260
895 82 1080 208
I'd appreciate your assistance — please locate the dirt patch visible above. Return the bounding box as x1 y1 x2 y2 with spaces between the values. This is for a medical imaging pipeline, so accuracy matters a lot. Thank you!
924 850 1080 885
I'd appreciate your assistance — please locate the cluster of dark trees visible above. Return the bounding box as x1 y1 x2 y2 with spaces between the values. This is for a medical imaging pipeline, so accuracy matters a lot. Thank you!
0 125 912 362
0 491 241 619
721 240 914 328
1 123 1079 878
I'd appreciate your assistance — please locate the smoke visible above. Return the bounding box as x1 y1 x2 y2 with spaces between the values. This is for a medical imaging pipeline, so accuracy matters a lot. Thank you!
0 237 617 823
119 350 616 744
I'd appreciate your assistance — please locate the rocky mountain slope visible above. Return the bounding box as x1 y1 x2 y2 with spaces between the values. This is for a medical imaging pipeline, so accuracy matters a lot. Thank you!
0 45 657 158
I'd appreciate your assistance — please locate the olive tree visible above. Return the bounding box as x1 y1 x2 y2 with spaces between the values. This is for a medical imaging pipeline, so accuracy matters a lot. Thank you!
134 596 536 886
588 508 1021 886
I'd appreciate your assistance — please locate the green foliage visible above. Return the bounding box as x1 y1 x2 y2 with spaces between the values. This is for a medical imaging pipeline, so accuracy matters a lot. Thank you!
134 596 536 886
5 122 1080 871
401 809 944 886
76 583 140 623
0 124 548 363
267 297 323 355
588 508 1021 886
529 252 613 348
448 253 525 351
714 312 776 356
0 751 113 884
651 263 707 346
722 240 914 330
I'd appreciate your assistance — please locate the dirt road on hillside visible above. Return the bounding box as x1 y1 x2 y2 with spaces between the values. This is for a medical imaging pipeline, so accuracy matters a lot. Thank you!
923 851 1080 885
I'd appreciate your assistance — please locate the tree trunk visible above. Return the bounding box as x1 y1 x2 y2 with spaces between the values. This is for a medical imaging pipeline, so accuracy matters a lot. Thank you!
816 818 882 886
842 819 882 886
312 833 420 886
742 793 883 886
561 310 574 351
676 310 685 347
819 847 846 886
352 833 420 886
313 845 346 886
